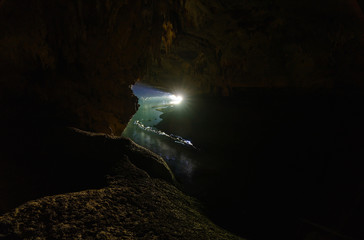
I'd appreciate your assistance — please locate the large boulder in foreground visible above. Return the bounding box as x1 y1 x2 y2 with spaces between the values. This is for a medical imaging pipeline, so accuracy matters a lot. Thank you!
0 142 241 240
0 182 242 240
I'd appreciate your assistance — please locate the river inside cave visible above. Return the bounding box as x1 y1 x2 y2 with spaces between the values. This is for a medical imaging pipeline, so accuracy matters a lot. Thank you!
122 84 364 239
122 83 199 185
122 83 289 238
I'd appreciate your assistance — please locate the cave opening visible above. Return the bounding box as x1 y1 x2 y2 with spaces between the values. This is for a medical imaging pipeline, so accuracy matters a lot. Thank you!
124 81 364 240
1 0 364 239
122 83 197 183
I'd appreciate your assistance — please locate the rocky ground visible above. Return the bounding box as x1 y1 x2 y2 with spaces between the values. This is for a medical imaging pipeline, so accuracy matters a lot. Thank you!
0 128 242 240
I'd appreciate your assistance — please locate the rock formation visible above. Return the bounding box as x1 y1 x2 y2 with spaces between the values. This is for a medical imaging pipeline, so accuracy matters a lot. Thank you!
0 0 182 134
144 0 364 95
0 181 240 239
0 129 241 240
0 2 239 238
1 0 364 239
1 0 363 131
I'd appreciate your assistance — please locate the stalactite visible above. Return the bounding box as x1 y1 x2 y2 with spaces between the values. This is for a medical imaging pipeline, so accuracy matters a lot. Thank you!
162 21 176 54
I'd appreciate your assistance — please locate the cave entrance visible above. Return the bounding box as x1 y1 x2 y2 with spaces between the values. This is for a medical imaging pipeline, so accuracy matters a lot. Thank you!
123 84 364 239
122 83 197 184
122 83 256 237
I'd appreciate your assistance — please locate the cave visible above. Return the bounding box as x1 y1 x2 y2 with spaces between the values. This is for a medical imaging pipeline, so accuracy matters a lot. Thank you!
1 0 364 239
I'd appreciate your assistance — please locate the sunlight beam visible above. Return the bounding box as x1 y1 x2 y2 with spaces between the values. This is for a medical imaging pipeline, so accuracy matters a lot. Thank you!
169 94 183 104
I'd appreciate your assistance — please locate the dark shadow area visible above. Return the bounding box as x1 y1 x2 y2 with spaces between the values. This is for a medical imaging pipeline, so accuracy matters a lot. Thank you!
156 88 364 240
1 0 363 239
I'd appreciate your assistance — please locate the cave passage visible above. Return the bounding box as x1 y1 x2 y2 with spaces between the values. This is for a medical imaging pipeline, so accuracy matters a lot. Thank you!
122 83 198 183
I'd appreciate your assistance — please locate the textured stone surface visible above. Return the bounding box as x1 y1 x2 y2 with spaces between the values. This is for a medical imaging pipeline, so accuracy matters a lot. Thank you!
0 152 241 240
144 0 364 95
1 1 363 239
0 0 180 134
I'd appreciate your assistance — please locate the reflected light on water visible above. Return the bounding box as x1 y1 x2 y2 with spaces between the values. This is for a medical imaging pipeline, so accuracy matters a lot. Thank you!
122 83 195 184
134 120 196 149
128 125 195 182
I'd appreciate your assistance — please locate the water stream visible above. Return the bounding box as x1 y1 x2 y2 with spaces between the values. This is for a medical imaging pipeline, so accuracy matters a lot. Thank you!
122 83 198 185
122 83 250 236
122 83 364 239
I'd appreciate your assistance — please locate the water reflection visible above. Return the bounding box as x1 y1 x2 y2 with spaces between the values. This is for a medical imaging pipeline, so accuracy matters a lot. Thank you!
122 83 196 183
134 120 196 148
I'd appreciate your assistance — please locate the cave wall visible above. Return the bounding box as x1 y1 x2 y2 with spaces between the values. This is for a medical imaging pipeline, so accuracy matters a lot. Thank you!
2 0 363 132
144 0 364 95
0 0 180 135
0 0 183 213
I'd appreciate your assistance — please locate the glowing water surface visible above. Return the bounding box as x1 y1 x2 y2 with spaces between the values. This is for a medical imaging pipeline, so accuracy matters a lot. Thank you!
122 86 364 239
122 83 197 184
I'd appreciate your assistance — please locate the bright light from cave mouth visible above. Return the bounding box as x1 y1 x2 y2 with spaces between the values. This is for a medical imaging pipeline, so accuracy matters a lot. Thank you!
169 94 183 104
